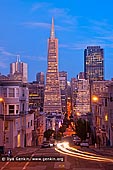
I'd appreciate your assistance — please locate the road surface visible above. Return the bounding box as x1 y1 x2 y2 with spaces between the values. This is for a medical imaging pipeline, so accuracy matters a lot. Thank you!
0 144 113 170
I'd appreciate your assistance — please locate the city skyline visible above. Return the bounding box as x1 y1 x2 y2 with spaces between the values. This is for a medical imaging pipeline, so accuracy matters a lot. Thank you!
0 0 113 81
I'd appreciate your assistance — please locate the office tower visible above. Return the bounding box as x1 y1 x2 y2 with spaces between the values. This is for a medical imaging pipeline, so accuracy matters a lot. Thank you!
36 72 44 85
10 55 28 83
59 71 67 113
71 78 78 113
67 81 72 117
77 72 85 80
84 46 104 81
44 18 62 113
76 79 90 115
28 81 44 111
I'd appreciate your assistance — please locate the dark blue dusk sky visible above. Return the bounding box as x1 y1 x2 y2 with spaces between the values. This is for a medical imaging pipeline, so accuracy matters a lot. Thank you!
0 0 113 81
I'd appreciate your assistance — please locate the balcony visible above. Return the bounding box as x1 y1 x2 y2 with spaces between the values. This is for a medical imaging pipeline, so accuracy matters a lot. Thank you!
20 111 30 115
0 114 20 120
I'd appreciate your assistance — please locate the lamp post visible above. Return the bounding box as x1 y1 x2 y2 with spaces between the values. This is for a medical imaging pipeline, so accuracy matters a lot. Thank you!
92 95 99 103
0 98 6 151
89 78 92 113
91 95 99 146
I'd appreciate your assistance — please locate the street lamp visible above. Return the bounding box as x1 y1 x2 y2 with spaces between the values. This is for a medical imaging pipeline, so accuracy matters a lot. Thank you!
76 112 80 117
0 97 6 151
92 95 99 102
92 95 102 148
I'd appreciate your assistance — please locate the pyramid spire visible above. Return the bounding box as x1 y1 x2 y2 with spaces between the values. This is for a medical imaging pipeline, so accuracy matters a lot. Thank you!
50 17 55 39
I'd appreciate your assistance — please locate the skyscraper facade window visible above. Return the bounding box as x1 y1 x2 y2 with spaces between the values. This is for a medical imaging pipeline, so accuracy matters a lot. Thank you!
44 18 62 113
84 46 104 81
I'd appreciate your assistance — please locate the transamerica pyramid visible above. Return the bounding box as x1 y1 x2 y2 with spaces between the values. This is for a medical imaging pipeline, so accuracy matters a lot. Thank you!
44 18 62 113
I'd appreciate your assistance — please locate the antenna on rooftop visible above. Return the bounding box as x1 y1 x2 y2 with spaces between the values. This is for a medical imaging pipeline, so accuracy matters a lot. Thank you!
17 55 21 62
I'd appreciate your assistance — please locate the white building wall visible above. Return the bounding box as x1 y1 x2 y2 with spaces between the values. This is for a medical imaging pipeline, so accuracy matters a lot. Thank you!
0 81 34 149
26 113 34 146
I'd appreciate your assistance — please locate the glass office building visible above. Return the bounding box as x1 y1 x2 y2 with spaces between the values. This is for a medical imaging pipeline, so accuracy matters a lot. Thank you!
84 46 104 81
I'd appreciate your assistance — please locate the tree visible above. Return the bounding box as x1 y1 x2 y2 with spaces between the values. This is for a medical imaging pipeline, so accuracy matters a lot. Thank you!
75 118 90 141
59 125 67 136
44 129 54 141
54 131 62 140
69 114 74 122
68 113 76 131
63 113 70 128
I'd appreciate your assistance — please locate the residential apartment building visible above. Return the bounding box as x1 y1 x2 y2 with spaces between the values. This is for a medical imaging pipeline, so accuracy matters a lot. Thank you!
91 80 110 146
106 82 113 146
0 79 34 149
32 111 46 146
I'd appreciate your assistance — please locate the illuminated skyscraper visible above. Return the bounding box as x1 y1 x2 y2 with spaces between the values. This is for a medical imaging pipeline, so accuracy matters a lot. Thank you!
59 71 67 113
44 18 62 113
84 46 104 81
10 55 28 83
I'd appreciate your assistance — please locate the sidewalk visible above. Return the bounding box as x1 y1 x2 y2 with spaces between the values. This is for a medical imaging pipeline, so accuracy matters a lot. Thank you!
89 145 113 157
12 146 40 156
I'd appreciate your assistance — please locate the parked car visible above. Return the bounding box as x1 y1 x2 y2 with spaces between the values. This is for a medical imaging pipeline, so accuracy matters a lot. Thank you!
41 141 54 148
80 140 89 148
0 146 4 155
41 141 50 148
7 150 13 157
72 134 77 138
73 136 81 145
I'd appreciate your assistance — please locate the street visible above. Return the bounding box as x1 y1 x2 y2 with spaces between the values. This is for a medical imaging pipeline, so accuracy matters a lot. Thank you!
0 143 113 170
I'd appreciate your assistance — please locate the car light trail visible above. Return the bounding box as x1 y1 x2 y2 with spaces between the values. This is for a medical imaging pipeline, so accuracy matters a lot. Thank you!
69 146 97 156
55 142 113 163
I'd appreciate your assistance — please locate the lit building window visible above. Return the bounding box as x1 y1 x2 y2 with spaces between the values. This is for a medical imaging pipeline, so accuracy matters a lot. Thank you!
17 132 21 147
105 114 108 121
